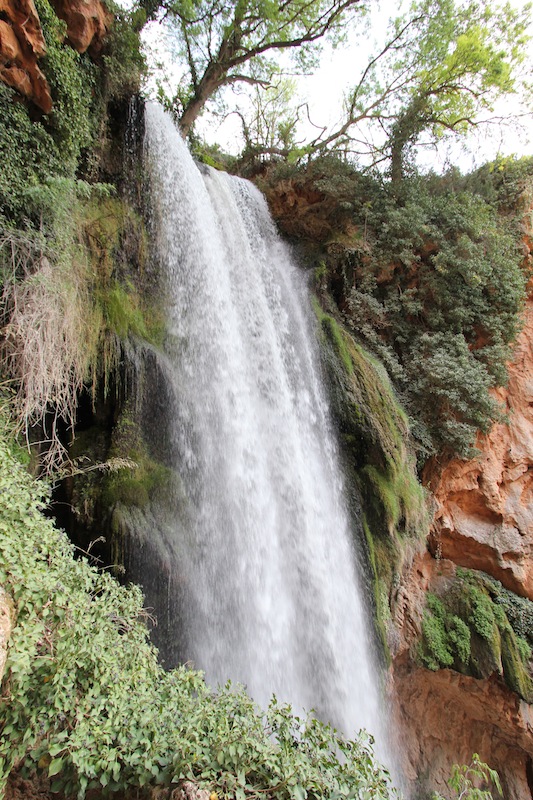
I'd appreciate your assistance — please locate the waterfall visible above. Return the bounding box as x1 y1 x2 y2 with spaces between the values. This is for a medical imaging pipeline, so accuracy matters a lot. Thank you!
138 103 388 754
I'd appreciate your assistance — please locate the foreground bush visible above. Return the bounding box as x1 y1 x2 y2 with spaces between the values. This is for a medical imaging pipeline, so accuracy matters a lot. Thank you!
0 429 395 799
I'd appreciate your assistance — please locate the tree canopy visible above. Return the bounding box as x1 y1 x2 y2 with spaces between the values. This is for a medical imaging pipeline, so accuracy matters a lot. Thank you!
156 0 531 176
149 0 365 135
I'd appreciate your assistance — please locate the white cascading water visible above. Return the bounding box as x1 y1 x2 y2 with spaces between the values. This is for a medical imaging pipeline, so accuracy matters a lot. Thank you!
143 103 388 754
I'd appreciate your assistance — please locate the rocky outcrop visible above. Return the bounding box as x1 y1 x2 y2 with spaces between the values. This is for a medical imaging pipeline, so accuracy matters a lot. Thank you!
50 0 112 55
0 0 111 111
0 0 51 112
390 282 533 797
389 551 533 799
262 177 362 244
393 653 533 799
423 293 533 600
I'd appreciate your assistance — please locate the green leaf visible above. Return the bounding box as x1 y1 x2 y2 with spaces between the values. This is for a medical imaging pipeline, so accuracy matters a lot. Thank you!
48 758 64 777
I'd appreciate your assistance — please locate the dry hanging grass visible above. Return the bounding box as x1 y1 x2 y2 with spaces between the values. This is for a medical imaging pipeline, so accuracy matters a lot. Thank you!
0 230 102 471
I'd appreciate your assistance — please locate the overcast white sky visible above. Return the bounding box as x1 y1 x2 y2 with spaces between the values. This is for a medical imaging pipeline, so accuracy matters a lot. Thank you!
144 0 533 173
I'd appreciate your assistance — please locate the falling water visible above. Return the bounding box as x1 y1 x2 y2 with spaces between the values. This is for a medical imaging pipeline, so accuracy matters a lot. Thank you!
140 103 388 753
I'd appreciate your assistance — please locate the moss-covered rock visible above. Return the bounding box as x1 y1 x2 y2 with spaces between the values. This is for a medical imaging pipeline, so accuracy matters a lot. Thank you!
313 296 428 658
417 569 533 701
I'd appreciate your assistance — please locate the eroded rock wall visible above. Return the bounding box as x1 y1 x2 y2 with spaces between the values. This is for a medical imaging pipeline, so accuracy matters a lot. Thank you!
391 288 533 797
0 0 111 112
0 0 51 112
424 295 533 601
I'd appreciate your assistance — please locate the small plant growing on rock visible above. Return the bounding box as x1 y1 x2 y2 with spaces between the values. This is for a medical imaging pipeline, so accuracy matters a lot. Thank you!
432 753 502 800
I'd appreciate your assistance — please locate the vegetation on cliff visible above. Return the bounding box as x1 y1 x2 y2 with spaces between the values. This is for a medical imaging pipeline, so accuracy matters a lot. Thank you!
261 156 532 461
418 569 533 702
1 0 532 796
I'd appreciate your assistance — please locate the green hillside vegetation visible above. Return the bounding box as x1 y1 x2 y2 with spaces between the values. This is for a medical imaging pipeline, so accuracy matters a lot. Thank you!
260 156 532 460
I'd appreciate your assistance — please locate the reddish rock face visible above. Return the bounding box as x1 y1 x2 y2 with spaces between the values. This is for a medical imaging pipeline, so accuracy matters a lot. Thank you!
391 261 533 796
424 295 533 600
49 0 112 55
0 0 51 112
393 653 533 800
0 0 111 111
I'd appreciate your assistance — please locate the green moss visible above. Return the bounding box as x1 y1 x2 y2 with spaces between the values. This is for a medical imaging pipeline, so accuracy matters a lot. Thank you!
420 612 453 671
501 627 533 702
314 295 428 542
362 517 391 662
516 635 532 663
418 571 533 701
103 451 172 508
320 315 354 375
419 593 472 672
100 282 148 340
100 410 173 510
361 465 401 531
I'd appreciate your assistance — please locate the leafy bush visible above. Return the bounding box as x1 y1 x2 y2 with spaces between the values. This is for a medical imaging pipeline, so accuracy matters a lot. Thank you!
271 159 528 460
0 0 144 225
0 428 397 799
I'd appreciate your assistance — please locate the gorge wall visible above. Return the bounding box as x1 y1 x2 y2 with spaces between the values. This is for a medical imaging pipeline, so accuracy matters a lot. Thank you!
391 286 533 796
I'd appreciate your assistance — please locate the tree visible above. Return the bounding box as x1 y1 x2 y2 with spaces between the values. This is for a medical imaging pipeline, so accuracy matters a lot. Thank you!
151 0 366 136
305 0 532 178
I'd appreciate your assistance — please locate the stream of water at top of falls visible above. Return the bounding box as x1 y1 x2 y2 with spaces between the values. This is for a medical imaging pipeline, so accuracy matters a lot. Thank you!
142 102 391 763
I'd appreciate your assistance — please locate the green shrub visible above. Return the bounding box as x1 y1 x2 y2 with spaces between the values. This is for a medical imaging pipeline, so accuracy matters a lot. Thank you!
0 430 397 799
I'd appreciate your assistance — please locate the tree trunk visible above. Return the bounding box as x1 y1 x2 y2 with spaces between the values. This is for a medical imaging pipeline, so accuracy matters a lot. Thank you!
178 68 223 138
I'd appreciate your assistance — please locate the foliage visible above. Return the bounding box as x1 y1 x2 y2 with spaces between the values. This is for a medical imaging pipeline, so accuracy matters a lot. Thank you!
264 160 528 458
0 0 96 221
184 0 532 171
0 181 104 468
101 1 146 101
343 177 527 458
380 0 531 180
0 181 160 471
148 0 364 135
432 754 502 800
0 0 144 224
0 429 397 799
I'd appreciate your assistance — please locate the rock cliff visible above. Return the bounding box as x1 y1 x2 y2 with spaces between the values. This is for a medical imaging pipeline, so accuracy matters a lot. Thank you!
0 0 51 112
391 282 533 795
424 293 533 601
0 0 110 112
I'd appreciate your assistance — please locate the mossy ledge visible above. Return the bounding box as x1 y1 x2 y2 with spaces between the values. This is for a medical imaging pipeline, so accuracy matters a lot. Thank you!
313 296 429 656
417 568 533 702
